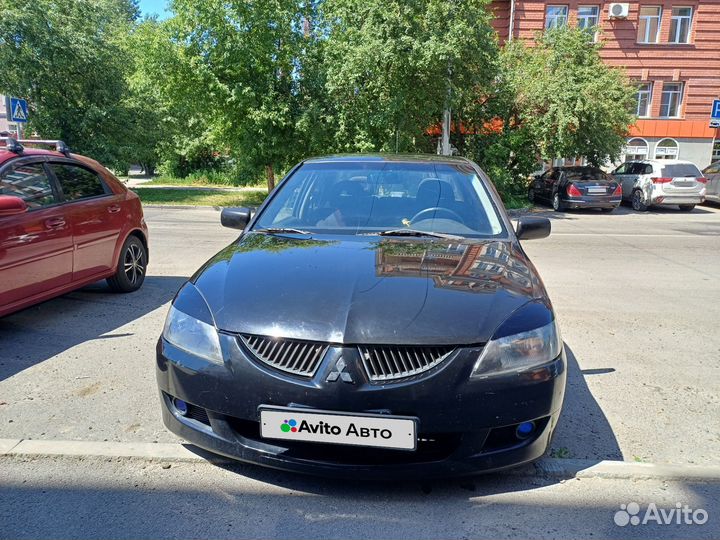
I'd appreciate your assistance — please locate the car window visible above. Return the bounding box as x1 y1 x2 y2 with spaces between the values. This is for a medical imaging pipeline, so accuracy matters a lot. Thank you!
628 163 644 175
564 168 608 181
254 161 505 238
660 164 702 178
614 163 630 175
0 162 56 209
51 163 107 201
703 162 719 174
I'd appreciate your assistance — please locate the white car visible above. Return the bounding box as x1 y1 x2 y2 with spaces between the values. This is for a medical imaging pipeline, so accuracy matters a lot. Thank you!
612 159 706 212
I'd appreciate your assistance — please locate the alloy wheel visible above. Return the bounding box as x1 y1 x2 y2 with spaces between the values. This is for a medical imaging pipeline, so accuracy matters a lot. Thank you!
123 243 145 285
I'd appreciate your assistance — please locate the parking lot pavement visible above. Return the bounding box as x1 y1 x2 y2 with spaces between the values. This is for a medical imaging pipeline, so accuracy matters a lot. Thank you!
1 204 719 465
1 454 718 539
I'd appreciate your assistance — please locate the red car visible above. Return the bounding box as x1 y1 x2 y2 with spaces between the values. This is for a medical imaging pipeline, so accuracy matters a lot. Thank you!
0 138 149 318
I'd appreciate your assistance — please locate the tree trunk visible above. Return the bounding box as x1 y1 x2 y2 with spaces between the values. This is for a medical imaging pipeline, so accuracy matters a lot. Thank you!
266 164 275 192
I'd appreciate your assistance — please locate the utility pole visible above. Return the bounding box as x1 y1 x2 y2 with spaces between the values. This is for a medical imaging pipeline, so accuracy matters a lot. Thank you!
440 61 452 156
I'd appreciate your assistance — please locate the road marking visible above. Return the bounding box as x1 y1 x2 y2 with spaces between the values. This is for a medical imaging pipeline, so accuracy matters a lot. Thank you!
2 438 720 483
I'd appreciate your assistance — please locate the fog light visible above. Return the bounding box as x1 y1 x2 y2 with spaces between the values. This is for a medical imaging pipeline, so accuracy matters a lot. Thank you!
516 421 535 439
173 398 188 416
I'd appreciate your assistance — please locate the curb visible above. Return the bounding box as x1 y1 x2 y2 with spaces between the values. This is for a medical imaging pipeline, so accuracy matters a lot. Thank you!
2 438 720 483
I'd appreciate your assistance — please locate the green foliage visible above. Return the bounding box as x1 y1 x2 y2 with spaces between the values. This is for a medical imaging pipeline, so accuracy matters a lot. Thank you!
501 27 636 167
321 0 498 153
0 0 141 170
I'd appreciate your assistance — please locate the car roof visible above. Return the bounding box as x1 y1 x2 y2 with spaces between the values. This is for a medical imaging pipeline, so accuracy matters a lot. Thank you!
0 148 66 165
303 153 472 165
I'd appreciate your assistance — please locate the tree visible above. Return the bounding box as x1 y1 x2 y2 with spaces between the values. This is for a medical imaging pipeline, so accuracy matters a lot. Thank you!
500 26 636 167
0 0 141 170
320 0 499 154
168 0 318 190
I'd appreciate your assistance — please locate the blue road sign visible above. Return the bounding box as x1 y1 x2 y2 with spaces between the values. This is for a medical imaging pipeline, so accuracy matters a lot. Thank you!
712 99 720 120
8 97 28 123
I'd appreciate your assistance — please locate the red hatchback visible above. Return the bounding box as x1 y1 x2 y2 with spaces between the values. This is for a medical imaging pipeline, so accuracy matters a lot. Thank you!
0 138 149 318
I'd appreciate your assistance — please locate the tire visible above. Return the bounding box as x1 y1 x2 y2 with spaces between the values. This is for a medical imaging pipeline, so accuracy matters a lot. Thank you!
107 235 147 293
552 192 564 212
679 204 695 212
600 207 614 213
631 190 648 212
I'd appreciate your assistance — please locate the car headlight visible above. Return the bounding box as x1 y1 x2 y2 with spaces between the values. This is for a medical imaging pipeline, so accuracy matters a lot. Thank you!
471 305 561 379
162 283 222 364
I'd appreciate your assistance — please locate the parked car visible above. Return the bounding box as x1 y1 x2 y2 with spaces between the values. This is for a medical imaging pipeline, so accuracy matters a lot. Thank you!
702 161 720 204
528 166 622 212
156 154 566 478
0 138 149 318
612 159 706 212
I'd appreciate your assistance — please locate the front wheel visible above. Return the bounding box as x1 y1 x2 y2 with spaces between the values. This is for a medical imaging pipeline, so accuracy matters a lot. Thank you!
631 190 648 212
107 235 147 293
679 204 695 212
552 192 564 212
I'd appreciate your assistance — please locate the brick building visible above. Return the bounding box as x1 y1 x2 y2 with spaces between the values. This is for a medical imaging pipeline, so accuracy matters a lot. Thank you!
489 0 720 167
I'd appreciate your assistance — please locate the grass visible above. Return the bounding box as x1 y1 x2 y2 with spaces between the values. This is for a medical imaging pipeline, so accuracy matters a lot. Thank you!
142 173 266 189
550 447 571 459
132 188 268 207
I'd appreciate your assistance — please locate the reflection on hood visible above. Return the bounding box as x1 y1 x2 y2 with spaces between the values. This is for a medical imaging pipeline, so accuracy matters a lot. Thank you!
375 240 535 296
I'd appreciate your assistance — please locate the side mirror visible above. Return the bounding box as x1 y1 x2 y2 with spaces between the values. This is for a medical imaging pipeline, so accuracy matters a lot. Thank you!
0 195 28 217
221 207 251 230
516 217 551 240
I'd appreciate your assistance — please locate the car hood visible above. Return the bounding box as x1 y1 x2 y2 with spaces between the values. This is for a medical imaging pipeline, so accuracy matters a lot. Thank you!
192 233 549 345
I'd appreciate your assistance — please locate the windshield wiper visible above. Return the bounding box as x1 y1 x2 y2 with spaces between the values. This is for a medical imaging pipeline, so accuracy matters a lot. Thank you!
365 229 463 240
254 227 312 235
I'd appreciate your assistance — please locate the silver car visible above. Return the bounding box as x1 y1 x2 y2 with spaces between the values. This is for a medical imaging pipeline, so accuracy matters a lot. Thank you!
612 159 706 212
702 161 720 204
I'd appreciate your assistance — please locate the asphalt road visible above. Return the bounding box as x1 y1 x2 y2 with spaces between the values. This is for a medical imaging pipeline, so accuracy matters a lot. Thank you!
2 203 720 538
2 204 720 464
2 455 719 539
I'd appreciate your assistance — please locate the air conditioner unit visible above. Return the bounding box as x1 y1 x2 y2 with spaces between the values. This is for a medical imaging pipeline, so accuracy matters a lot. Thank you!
609 3 630 19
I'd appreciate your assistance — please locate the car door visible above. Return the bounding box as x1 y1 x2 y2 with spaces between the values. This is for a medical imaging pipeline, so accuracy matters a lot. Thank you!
0 159 73 309
48 161 126 282
612 163 631 201
703 162 720 199
541 169 558 200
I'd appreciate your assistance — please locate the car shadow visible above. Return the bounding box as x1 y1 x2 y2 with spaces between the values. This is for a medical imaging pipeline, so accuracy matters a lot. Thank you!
550 343 623 461
0 276 187 382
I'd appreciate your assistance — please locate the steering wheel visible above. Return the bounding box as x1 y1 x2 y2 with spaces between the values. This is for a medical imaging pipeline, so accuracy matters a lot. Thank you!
411 207 465 225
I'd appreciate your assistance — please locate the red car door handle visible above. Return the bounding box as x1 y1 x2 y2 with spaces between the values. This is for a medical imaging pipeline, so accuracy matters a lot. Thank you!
107 204 121 213
45 217 66 230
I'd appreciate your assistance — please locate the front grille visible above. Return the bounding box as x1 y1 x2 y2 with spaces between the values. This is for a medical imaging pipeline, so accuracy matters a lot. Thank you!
358 345 455 381
186 403 211 426
239 334 327 377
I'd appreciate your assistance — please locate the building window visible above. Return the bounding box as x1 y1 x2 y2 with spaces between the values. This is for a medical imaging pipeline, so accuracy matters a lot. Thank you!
638 6 662 43
660 83 683 117
626 138 649 161
636 83 652 117
712 140 720 163
655 138 679 159
669 7 693 43
546 6 569 29
578 6 600 40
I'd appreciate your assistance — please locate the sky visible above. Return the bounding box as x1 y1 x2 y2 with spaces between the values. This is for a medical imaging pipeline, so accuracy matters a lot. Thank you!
138 0 171 20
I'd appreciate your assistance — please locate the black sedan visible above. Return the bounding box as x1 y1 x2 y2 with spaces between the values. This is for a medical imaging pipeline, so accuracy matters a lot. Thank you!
156 154 566 478
529 166 622 212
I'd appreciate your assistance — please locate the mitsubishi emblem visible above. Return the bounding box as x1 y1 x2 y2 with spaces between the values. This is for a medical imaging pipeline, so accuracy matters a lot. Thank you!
326 358 354 384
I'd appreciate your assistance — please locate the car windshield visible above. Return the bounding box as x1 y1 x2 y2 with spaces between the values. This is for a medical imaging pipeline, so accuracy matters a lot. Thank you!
661 164 702 177
564 168 609 181
253 161 505 237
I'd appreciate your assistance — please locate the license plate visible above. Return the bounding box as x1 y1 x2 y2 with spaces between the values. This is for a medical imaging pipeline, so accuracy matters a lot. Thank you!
588 187 606 194
259 407 417 451
673 178 694 187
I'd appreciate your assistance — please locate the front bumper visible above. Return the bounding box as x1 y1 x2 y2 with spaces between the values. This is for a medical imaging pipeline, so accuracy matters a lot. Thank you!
563 195 621 209
156 336 567 479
